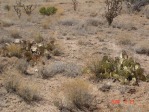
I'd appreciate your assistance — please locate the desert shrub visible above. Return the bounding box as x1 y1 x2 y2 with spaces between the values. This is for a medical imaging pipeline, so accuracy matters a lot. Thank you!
89 51 147 85
23 4 36 15
39 7 57 16
39 7 46 14
41 62 82 78
4 5 11 11
4 73 20 92
4 71 39 103
135 42 149 55
6 43 22 58
57 79 96 111
64 62 82 77
105 0 122 25
18 83 39 102
16 59 28 74
41 61 65 78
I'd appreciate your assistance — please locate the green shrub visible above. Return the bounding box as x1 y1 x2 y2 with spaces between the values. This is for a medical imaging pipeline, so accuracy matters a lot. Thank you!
89 51 147 85
39 7 46 15
39 7 57 16
46 7 57 15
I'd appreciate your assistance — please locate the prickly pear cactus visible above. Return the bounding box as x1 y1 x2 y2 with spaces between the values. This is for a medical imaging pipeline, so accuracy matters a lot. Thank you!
92 51 147 85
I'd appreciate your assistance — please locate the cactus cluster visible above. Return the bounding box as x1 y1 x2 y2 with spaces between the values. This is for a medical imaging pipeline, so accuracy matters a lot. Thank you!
0 39 58 65
90 51 146 85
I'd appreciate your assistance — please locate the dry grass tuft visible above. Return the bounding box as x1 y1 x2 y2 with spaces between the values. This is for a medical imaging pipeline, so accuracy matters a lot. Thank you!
6 43 22 58
18 82 39 102
56 78 96 111
4 70 40 103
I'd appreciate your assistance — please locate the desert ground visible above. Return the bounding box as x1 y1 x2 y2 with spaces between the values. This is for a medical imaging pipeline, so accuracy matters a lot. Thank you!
1 0 149 112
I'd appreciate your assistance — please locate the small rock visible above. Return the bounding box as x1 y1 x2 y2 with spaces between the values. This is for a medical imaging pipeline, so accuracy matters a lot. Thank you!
14 39 21 44
26 66 38 75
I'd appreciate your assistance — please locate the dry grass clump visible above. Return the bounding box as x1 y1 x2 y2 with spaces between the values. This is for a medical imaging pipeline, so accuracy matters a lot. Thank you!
4 70 39 103
41 62 82 79
135 41 149 55
6 43 22 58
56 78 96 111
10 30 22 39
